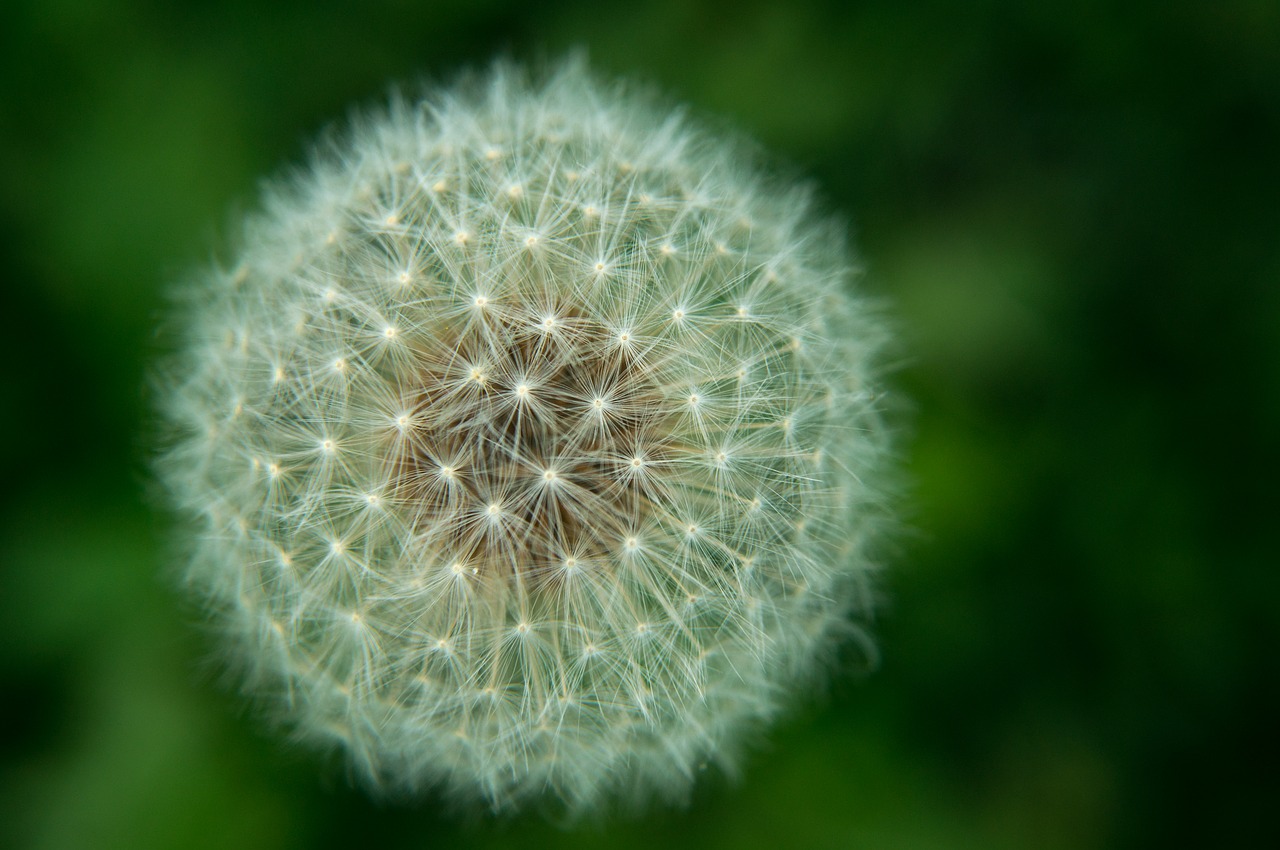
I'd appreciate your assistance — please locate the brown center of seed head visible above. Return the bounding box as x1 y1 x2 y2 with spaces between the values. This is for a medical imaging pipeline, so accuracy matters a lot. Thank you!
390 307 674 585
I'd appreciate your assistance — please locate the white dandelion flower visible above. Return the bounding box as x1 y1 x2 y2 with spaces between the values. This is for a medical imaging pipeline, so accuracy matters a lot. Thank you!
157 57 896 817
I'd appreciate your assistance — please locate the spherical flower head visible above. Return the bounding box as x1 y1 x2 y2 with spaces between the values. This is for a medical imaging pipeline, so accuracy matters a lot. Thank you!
158 58 895 817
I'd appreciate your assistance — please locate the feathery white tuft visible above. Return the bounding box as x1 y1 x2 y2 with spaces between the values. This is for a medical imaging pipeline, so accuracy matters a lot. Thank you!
158 57 895 816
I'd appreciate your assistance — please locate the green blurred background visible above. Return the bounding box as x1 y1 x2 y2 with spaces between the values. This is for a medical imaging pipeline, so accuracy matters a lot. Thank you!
1 1 1276 848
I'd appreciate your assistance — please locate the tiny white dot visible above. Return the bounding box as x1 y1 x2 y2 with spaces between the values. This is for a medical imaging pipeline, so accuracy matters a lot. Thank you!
383 326 397 339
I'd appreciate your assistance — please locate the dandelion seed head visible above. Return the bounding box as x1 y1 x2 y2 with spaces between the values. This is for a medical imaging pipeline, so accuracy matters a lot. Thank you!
157 57 896 818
